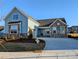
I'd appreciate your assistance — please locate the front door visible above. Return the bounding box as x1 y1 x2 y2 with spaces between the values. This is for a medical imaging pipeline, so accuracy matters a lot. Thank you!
10 25 19 34
57 26 60 34
52 27 57 37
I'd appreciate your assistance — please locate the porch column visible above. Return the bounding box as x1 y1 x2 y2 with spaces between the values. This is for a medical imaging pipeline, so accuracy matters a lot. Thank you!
50 27 52 37
18 24 20 37
65 26 67 37
34 26 38 38
8 25 11 38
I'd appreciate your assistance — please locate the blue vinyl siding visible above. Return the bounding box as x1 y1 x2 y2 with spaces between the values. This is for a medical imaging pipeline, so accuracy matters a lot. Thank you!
5 8 28 34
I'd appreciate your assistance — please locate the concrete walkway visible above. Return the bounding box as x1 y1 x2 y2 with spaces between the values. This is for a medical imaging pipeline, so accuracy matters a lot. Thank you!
0 50 78 59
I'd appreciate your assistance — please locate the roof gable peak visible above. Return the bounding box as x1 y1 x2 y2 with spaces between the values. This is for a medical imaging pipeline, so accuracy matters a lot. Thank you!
4 7 29 20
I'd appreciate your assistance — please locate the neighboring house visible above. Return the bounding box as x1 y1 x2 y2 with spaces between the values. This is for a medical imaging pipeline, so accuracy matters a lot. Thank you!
68 26 78 33
35 18 67 37
71 26 78 33
4 7 39 38
67 27 71 34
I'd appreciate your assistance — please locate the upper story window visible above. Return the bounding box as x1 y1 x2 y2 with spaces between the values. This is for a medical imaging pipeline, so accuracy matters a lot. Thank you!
52 27 56 30
13 14 18 20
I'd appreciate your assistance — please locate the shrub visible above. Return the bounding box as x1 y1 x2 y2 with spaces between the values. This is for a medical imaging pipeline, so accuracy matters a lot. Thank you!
37 39 46 50
27 34 33 39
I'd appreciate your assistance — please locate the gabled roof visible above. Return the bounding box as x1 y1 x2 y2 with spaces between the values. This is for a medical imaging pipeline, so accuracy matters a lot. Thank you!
37 18 66 27
3 7 39 25
4 7 29 20
71 26 78 27
28 16 40 25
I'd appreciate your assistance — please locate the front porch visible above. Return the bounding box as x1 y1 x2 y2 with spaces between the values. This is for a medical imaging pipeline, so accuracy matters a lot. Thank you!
6 21 27 39
35 26 67 38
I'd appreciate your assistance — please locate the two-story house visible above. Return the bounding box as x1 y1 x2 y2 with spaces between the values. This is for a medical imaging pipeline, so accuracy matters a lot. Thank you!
4 7 39 38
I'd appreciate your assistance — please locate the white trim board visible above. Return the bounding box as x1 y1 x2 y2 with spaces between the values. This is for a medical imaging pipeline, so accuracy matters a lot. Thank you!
49 19 66 27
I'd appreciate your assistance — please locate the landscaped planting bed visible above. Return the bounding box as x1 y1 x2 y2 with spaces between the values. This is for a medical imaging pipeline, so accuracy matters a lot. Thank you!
0 34 45 52
0 39 45 52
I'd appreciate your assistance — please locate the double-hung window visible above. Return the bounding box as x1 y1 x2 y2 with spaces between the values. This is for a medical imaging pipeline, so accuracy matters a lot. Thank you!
13 14 18 20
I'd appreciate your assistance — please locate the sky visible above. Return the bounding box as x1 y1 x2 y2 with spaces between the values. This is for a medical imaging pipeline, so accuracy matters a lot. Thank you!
0 0 78 27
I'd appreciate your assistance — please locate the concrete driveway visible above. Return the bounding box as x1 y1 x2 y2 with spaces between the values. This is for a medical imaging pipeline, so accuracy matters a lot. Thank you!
37 38 78 50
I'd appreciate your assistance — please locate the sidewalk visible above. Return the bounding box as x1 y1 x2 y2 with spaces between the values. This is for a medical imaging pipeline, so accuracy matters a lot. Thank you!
0 50 78 59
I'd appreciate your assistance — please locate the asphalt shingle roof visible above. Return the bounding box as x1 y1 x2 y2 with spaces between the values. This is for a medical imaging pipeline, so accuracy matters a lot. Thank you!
37 18 66 26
